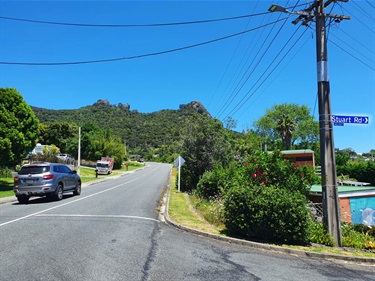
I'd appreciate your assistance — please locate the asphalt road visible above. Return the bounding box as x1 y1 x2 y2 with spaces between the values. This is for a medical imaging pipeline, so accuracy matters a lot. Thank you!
0 163 374 281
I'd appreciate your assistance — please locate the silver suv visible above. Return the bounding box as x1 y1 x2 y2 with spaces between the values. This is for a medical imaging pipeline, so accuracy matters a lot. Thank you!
14 162 81 204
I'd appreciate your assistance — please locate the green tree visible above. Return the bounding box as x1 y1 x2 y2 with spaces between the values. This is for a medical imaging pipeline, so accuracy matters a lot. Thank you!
38 122 78 152
254 104 318 150
180 116 234 191
0 88 39 166
275 113 296 150
335 148 353 166
235 130 265 158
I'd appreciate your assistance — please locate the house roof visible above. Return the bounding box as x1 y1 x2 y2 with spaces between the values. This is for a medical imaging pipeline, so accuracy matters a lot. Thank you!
310 184 375 198
281 149 314 155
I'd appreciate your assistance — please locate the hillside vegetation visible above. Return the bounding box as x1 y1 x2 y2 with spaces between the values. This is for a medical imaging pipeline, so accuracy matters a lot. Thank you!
32 100 213 153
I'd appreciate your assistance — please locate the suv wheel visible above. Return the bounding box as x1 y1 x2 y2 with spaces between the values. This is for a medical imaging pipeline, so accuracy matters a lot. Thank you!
54 183 64 201
17 196 30 204
73 181 81 196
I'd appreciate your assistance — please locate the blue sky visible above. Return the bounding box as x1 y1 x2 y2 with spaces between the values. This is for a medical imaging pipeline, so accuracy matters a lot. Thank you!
0 1 374 154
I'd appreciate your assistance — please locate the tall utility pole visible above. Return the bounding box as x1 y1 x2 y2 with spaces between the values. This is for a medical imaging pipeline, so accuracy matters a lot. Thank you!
315 0 341 246
269 0 350 246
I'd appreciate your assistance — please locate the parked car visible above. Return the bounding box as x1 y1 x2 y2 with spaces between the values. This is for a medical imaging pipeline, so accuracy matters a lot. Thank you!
13 162 81 204
56 153 74 163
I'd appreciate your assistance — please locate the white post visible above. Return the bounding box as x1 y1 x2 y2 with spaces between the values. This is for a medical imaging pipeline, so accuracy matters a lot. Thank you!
178 159 181 192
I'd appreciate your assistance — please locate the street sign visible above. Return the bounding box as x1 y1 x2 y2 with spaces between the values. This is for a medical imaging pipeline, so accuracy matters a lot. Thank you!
332 115 369 126
174 156 185 192
174 156 185 167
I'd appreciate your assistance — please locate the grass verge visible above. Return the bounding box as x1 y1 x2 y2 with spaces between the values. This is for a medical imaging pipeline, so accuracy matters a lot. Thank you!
168 169 222 235
0 178 14 198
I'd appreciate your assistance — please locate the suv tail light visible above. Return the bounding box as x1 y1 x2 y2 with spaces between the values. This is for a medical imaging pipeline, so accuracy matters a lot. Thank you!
14 176 19 183
43 174 54 180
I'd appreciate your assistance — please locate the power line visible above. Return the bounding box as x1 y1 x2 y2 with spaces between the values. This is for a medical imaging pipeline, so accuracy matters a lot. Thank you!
0 17 288 66
224 27 308 120
216 13 293 119
237 34 311 121
208 0 261 108
350 0 375 21
0 3 310 28
329 40 375 71
340 4 375 33
214 12 275 118
336 26 374 54
329 32 374 65
214 0 305 119
365 0 375 10
0 12 271 28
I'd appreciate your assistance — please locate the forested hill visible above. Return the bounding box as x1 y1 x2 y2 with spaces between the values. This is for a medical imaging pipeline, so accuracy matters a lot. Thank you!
32 100 212 149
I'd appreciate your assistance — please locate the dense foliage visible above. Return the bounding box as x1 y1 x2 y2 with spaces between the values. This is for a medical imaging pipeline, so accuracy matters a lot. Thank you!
254 103 319 151
197 150 319 244
180 116 235 191
32 101 211 162
38 122 79 154
33 102 208 156
337 161 375 185
0 88 39 166
196 150 319 199
224 184 311 244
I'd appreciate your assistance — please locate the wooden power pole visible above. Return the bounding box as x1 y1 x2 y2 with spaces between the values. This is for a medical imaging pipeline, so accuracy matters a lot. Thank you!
269 0 350 246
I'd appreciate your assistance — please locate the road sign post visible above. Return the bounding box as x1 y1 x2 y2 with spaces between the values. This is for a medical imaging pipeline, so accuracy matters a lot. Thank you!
174 156 185 192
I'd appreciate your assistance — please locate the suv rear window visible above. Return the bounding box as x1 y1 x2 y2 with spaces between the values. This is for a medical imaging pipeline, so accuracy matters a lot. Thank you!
18 166 50 175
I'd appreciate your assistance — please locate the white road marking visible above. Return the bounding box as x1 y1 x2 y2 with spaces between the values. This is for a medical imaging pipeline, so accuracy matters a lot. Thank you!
35 214 159 223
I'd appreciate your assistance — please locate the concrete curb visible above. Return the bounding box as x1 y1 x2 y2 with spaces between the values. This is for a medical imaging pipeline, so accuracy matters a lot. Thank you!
162 172 375 265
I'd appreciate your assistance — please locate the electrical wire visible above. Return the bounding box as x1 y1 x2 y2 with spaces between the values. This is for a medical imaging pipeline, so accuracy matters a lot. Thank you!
214 0 304 119
336 26 374 54
0 3 310 28
329 40 375 71
339 3 375 33
224 27 308 120
207 0 260 108
214 12 274 118
216 13 293 119
238 34 311 120
329 32 374 65
0 12 271 28
0 17 288 66
365 0 375 10
350 0 375 21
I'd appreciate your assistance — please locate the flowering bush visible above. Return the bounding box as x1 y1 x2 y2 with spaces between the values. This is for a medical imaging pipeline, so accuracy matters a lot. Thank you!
235 150 318 196
221 150 318 244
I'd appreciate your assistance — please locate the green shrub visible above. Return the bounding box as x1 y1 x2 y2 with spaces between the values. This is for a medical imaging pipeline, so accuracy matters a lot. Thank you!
195 164 238 199
337 162 375 185
341 223 375 249
308 222 334 246
367 227 375 238
0 167 13 178
223 183 311 245
352 223 370 234
196 169 223 199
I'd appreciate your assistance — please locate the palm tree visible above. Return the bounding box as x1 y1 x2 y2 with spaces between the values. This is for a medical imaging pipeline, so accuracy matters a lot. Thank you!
276 114 296 150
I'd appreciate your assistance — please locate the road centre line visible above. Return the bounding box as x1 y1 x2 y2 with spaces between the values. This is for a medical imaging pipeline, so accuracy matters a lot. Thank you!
0 166 163 227
35 214 159 223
